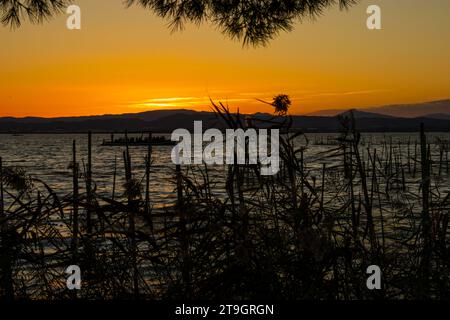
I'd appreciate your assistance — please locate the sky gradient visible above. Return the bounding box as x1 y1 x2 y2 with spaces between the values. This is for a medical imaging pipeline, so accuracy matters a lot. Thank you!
1 0 450 117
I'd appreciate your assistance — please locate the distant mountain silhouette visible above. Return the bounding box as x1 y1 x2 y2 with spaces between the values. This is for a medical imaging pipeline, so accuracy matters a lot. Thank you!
337 109 396 119
20 109 198 123
308 99 450 118
1 107 450 133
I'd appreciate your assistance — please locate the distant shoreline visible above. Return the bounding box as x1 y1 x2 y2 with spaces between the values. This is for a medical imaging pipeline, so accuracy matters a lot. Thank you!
1 129 450 135
1 106 450 134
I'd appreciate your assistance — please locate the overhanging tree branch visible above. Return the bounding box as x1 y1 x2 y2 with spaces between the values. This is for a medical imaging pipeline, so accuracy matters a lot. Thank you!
1 0 358 46
126 0 359 46
0 0 67 27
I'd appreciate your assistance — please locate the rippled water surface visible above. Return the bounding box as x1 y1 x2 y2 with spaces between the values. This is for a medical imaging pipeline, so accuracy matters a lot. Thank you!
1 132 449 208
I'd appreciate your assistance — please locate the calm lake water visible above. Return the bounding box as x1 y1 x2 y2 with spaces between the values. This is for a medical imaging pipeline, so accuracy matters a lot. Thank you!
0 132 449 208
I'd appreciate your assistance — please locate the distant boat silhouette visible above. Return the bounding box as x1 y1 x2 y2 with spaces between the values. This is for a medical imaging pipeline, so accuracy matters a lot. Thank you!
101 134 176 147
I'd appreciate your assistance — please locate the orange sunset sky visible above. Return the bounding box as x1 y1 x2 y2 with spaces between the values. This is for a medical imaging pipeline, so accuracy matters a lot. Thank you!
1 0 450 117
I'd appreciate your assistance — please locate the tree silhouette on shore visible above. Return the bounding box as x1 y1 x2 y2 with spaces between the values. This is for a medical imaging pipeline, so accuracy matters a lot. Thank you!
2 0 358 46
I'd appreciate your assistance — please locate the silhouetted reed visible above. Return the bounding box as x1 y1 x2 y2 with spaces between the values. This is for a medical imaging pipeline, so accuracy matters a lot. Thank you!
0 105 449 300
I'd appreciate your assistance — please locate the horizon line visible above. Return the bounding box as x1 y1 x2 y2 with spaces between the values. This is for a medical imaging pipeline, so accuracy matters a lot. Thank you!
1 98 449 119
